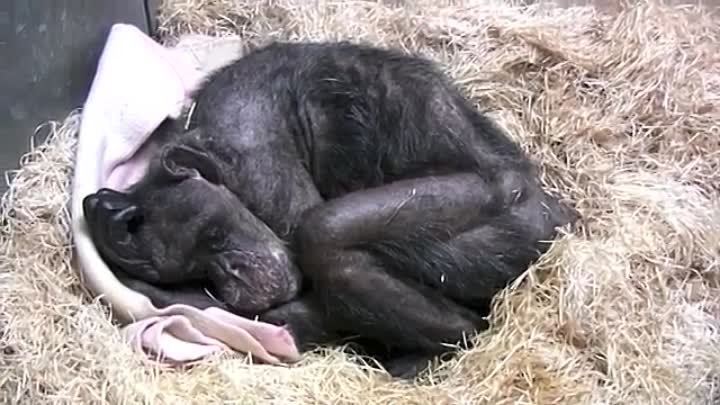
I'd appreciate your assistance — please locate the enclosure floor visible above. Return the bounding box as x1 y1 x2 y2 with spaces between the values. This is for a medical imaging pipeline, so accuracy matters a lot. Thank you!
1 1 719 404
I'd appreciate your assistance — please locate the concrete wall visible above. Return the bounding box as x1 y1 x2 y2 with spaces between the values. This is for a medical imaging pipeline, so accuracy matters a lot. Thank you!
0 0 152 194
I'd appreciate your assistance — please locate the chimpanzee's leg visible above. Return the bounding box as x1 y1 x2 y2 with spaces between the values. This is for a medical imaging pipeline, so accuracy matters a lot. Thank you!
300 172 499 246
311 248 487 350
366 185 576 310
363 221 529 313
295 172 505 353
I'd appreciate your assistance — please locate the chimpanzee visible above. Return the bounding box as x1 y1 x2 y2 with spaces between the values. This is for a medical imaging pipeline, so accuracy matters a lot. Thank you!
83 41 577 377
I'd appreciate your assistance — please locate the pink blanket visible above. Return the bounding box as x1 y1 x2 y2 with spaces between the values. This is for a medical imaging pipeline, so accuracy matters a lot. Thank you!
70 24 300 366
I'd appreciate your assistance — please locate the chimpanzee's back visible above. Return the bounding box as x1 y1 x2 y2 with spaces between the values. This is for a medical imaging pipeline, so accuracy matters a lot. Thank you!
193 41 528 200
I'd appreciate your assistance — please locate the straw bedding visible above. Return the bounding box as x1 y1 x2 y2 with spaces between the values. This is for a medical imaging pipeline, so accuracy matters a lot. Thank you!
2 0 719 404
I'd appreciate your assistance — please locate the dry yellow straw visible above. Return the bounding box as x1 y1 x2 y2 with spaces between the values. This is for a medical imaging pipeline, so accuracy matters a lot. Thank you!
1 1 719 404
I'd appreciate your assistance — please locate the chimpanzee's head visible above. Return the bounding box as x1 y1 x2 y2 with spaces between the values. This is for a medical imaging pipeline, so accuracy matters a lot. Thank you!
82 142 301 316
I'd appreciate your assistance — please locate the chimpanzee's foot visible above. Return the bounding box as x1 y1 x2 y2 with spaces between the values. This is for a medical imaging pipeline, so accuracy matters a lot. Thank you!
383 353 436 379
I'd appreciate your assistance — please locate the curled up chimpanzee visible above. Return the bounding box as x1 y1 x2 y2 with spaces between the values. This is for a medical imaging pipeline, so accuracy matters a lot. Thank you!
83 41 578 378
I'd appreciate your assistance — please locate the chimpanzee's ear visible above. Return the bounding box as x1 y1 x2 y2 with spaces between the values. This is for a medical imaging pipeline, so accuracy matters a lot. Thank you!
160 144 223 184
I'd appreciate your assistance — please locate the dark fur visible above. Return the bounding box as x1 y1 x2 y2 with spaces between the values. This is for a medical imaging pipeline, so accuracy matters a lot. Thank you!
83 41 577 377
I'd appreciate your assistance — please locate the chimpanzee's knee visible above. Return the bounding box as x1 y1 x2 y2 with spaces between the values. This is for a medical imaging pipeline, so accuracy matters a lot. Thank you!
295 204 343 277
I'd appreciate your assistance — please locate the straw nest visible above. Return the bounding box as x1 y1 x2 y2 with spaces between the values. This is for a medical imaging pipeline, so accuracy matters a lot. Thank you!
2 1 719 404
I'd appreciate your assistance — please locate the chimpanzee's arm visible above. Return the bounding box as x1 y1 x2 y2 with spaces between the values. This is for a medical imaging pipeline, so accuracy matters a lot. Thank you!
220 144 325 241
291 171 566 357
114 272 228 311
297 172 499 250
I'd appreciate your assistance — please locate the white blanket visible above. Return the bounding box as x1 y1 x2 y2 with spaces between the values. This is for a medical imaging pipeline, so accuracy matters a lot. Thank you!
70 24 300 365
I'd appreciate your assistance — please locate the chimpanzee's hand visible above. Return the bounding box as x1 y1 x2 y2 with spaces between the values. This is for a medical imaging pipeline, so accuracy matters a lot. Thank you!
82 188 151 279
260 297 340 351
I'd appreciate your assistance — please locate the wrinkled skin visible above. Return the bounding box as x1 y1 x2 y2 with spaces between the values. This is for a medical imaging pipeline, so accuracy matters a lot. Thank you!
84 131 302 316
84 41 578 378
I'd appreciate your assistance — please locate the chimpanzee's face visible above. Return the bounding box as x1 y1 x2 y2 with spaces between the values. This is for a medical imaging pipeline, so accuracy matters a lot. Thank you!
83 143 301 316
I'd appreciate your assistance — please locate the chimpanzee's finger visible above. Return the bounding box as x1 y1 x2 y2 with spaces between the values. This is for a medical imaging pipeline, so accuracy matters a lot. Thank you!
82 190 145 271
83 188 137 228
